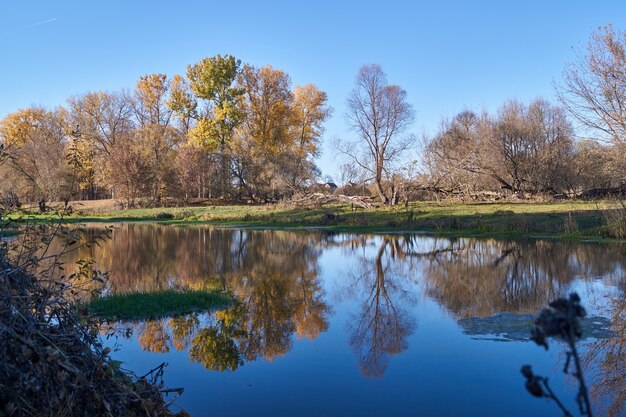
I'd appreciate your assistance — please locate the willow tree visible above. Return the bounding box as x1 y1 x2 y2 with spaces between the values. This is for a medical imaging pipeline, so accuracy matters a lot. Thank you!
168 55 244 196
339 64 415 205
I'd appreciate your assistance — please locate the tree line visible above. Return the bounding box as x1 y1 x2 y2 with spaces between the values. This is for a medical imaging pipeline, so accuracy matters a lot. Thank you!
2 26 626 208
0 55 331 208
342 26 626 203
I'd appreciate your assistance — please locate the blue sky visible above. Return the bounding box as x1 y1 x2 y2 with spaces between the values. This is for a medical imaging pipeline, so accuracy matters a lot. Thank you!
1 0 625 179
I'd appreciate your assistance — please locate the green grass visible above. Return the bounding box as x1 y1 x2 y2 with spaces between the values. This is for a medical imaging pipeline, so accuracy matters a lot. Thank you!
4 200 623 241
88 289 233 320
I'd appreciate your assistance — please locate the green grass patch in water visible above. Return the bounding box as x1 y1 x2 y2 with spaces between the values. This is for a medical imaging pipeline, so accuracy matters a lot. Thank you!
88 289 233 320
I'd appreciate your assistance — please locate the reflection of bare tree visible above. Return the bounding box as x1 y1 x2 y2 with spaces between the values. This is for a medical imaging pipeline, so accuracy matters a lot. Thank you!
65 225 626 390
346 238 417 378
421 239 626 318
584 299 626 417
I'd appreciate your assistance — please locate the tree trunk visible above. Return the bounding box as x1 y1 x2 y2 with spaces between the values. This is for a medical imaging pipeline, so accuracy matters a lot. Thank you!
374 166 389 205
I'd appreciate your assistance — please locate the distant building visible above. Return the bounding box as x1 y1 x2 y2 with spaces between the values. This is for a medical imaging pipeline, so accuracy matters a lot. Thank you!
323 182 338 191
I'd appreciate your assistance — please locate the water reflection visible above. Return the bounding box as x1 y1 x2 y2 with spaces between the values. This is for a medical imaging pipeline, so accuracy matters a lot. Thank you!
420 238 626 318
585 298 626 417
55 224 625 410
344 237 417 378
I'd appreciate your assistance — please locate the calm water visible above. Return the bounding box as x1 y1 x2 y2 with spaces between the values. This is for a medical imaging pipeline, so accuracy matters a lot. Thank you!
60 223 625 417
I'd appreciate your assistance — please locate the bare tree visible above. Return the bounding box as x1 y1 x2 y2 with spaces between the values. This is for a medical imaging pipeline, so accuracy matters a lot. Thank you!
422 99 574 197
558 25 626 148
339 64 415 205
422 111 491 197
339 162 360 186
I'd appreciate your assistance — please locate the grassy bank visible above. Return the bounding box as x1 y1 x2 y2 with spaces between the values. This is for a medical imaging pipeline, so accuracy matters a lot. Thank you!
6 199 625 241
89 289 233 320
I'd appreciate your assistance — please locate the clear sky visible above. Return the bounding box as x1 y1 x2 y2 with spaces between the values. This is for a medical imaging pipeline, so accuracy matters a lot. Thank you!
1 0 625 179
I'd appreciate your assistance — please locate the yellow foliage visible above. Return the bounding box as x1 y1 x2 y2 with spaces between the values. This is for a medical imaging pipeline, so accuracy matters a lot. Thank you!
0 108 49 147
291 84 331 157
188 118 220 151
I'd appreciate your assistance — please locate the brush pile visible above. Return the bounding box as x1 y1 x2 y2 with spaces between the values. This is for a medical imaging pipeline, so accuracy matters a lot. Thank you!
0 224 188 417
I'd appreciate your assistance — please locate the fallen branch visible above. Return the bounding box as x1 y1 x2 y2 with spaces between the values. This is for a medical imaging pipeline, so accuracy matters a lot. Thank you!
289 193 374 209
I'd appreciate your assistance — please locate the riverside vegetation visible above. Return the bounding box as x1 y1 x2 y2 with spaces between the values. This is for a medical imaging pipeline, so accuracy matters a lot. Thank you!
2 27 626 212
3 21 626 417
6 198 626 241
0 213 200 416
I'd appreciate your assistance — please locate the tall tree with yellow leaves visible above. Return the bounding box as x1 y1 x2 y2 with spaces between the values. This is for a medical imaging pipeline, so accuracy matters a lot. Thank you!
290 84 332 158
133 74 180 202
169 55 244 196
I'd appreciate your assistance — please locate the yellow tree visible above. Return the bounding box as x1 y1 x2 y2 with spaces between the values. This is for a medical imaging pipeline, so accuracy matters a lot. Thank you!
0 108 71 207
168 55 244 196
233 64 297 200
290 84 332 158
134 73 173 127
134 74 180 202
233 65 331 200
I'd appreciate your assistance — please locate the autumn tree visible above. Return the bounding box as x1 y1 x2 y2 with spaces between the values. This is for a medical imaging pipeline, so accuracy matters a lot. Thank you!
0 108 71 208
339 64 415 205
67 91 134 198
134 74 173 128
107 134 154 207
167 75 196 134
0 57 331 205
169 55 244 196
290 84 332 157
133 74 180 202
233 65 330 201
175 143 213 200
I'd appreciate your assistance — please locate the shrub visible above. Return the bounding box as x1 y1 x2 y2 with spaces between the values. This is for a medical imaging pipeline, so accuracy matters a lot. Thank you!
602 200 626 238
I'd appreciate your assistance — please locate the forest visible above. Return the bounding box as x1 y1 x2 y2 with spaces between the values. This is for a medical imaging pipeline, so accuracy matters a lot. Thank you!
1 26 625 209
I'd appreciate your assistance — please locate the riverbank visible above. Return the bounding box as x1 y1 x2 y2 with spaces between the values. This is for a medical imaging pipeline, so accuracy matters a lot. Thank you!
5 199 625 242
0 253 188 417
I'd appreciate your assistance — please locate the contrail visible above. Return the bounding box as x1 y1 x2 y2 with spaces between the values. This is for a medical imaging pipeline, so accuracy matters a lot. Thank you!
30 17 58 26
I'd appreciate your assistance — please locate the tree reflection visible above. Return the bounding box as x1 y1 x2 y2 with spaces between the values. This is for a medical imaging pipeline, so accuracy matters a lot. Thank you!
585 298 626 417
345 237 417 378
137 320 172 353
189 310 245 372
86 225 331 370
419 239 626 318
58 224 626 394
